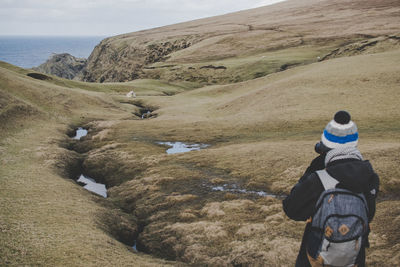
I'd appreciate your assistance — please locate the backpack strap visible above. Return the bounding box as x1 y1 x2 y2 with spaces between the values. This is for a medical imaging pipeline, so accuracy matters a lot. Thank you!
316 169 339 190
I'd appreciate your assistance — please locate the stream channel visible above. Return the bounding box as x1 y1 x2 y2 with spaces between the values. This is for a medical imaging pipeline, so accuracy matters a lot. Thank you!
72 129 211 197
72 127 108 198
71 127 281 256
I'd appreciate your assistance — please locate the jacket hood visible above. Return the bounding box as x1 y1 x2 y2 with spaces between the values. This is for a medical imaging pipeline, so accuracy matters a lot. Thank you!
326 159 374 193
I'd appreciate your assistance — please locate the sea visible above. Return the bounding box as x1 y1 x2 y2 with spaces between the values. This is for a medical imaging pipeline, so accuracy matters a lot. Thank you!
0 36 105 69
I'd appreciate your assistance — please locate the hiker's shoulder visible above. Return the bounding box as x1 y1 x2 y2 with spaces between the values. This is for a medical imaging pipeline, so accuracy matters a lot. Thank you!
361 160 379 174
300 171 325 191
326 159 374 175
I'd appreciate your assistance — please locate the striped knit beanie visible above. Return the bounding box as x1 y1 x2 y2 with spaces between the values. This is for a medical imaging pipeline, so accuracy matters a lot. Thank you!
321 111 358 149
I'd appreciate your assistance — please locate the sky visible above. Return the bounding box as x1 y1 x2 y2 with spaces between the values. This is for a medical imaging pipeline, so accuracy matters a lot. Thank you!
0 0 286 37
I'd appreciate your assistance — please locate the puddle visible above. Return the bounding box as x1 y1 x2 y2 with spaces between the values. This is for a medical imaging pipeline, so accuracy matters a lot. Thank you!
141 111 152 119
157 142 209 154
126 91 136 98
73 127 88 140
77 174 107 198
132 241 138 252
211 183 280 198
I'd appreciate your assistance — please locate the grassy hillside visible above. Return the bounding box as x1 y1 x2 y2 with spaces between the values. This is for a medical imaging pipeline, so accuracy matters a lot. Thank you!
0 63 177 266
82 0 400 84
1 0 400 266
2 48 399 266
87 50 400 265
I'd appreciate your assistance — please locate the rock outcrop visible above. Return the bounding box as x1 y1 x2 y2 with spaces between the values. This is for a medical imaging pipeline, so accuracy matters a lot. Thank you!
81 37 197 83
321 35 400 61
34 53 87 80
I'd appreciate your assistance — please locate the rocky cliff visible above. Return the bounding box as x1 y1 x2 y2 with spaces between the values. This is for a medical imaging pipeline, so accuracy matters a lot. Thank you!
34 53 86 80
81 0 400 84
82 37 197 82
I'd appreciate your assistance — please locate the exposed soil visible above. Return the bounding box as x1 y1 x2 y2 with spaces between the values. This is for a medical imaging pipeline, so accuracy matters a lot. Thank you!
119 100 158 119
200 65 227 70
321 35 400 61
27 72 52 80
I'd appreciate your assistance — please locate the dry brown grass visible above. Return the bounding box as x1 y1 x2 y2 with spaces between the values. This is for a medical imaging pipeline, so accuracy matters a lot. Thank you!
0 123 177 266
2 47 399 266
1 1 400 266
83 50 399 265
0 64 176 266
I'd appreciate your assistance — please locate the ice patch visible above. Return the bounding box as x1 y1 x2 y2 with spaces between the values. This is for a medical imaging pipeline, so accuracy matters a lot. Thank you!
73 127 88 140
158 142 209 154
77 174 107 198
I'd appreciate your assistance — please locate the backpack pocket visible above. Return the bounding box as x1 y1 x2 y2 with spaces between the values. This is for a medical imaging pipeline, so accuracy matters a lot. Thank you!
320 236 362 266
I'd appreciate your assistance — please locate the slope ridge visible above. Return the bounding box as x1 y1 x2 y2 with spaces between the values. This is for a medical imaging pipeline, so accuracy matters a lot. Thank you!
82 0 400 84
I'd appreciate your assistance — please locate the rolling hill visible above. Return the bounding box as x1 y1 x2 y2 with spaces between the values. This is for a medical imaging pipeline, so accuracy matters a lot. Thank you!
81 0 400 85
1 0 400 266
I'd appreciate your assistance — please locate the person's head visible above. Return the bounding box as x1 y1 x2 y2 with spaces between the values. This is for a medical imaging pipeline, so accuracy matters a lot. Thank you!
315 110 358 154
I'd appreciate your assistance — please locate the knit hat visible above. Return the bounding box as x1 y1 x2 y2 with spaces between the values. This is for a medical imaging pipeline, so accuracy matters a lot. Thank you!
321 111 358 149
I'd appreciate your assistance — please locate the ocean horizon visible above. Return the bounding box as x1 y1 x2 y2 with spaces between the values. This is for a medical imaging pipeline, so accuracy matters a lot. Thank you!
0 36 106 69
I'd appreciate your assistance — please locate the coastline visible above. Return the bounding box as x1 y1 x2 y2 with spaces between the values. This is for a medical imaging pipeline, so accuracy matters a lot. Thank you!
0 35 105 68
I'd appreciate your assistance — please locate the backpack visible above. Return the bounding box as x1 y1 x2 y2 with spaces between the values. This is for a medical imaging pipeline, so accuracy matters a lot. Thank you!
306 169 369 267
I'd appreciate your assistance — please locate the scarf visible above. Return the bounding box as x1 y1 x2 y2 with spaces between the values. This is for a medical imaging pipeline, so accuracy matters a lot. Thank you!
325 146 363 166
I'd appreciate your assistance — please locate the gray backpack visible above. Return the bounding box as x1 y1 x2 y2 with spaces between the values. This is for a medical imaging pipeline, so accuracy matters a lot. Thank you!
306 169 369 266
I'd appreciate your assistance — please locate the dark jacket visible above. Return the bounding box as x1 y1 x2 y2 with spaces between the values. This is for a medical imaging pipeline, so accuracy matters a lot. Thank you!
282 154 379 267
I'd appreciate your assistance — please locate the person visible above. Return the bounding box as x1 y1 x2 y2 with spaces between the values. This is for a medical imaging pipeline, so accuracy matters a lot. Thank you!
282 111 379 267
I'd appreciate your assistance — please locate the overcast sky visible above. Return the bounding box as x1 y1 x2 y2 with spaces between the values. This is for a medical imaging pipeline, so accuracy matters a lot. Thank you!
0 0 286 37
